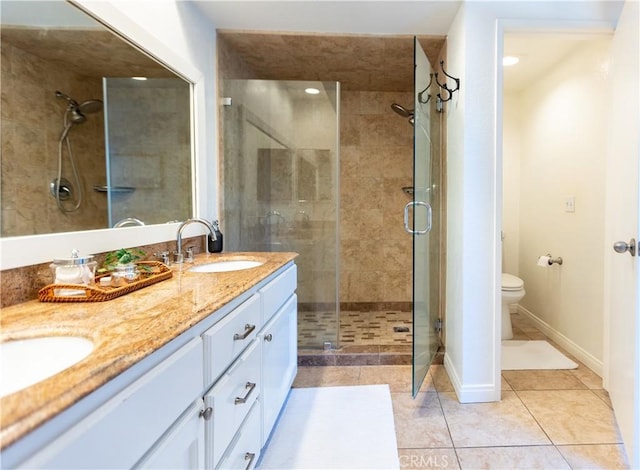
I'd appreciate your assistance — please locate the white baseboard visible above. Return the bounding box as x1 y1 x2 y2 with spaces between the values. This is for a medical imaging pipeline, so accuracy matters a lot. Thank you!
516 305 603 376
444 353 501 403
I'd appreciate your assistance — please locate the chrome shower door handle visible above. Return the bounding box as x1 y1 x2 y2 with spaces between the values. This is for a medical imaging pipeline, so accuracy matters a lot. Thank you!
403 201 432 235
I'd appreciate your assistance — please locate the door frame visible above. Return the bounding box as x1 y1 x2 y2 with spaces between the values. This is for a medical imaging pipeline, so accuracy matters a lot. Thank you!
495 16 638 465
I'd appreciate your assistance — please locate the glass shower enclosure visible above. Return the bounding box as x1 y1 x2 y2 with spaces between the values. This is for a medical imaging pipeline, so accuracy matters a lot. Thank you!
220 79 340 349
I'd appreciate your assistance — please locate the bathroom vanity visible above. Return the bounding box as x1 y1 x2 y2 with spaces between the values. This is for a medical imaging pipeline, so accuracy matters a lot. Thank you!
0 252 298 469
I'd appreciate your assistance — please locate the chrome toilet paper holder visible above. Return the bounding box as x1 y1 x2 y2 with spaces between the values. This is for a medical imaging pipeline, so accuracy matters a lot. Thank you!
546 254 563 265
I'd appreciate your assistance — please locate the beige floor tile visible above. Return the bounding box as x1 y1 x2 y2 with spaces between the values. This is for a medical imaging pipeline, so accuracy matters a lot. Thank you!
501 375 513 391
292 365 360 388
592 389 613 408
391 392 454 448
359 365 435 392
439 391 550 447
517 390 623 445
502 369 588 391
456 445 570 469
557 444 631 469
570 365 604 390
430 364 454 392
398 448 460 469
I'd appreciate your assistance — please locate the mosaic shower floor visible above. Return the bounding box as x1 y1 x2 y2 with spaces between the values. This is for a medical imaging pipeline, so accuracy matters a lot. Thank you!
298 308 416 366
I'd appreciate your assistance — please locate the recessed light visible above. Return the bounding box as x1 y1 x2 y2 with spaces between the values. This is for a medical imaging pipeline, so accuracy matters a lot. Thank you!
131 76 148 81
503 56 519 67
305 87 320 95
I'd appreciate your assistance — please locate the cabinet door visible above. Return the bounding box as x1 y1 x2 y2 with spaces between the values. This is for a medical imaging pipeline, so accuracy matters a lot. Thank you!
260 294 297 446
20 338 203 469
134 400 205 469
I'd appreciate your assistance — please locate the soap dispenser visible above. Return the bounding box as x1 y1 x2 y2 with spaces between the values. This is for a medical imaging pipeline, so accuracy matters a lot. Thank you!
208 220 223 253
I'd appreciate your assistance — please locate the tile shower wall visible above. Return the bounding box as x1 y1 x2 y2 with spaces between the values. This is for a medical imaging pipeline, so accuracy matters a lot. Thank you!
1 41 107 236
340 90 414 303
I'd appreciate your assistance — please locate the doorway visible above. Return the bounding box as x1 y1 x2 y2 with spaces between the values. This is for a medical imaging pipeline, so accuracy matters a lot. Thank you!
499 17 640 465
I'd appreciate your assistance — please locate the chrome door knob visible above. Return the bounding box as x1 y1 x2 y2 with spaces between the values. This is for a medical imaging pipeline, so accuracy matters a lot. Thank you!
613 238 636 256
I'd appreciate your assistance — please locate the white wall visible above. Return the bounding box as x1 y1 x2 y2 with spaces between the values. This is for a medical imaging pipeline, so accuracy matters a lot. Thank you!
445 3 502 403
444 1 624 403
505 38 611 373
502 94 522 275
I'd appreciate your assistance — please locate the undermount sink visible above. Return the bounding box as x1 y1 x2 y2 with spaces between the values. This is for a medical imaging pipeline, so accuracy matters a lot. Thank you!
0 336 94 398
188 259 264 273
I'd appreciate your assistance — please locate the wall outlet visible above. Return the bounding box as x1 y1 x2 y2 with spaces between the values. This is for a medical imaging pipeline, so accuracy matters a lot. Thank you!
564 196 576 213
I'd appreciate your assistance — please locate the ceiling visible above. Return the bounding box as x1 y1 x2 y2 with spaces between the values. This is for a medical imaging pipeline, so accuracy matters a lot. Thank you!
208 3 618 94
195 1 462 36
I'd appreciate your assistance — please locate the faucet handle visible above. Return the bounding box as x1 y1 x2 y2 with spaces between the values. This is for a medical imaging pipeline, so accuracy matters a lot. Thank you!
185 246 195 263
154 251 170 265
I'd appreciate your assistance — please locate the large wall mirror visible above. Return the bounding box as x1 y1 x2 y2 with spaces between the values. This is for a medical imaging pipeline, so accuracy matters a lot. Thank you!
0 1 192 237
1 1 193 240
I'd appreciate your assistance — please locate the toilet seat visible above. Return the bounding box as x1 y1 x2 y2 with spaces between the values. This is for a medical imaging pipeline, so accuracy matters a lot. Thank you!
502 273 524 292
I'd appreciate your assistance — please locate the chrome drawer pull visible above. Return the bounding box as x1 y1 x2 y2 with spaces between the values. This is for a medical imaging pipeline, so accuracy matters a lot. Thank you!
233 324 256 340
264 333 273 342
235 382 256 404
244 452 256 470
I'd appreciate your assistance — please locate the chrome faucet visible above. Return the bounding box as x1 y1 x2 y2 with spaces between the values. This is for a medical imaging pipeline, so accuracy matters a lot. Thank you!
176 218 217 261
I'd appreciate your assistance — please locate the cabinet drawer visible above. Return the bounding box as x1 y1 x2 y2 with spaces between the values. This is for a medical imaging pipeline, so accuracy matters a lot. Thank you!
22 338 203 469
216 400 261 470
205 339 261 469
260 264 297 324
203 294 261 385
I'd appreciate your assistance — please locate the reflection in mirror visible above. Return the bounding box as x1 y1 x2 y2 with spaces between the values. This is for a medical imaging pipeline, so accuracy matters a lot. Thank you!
0 0 192 237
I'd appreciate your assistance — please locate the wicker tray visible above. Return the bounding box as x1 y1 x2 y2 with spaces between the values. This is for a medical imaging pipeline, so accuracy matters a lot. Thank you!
38 261 172 303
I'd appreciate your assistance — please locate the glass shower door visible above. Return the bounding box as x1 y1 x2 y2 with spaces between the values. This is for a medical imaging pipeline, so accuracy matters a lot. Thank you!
409 37 440 397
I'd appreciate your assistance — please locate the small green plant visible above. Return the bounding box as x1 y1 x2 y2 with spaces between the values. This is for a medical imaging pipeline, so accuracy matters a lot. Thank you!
102 248 146 271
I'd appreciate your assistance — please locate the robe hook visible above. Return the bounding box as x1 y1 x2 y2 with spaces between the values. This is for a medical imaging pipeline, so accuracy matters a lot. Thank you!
417 73 433 104
435 60 460 103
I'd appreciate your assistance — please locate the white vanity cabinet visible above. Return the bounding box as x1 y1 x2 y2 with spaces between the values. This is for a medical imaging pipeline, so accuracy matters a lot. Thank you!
4 262 297 470
203 264 297 469
134 399 206 469
260 294 297 446
20 338 204 469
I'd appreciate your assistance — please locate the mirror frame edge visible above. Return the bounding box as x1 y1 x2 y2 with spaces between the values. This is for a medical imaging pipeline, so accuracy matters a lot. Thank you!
0 0 211 270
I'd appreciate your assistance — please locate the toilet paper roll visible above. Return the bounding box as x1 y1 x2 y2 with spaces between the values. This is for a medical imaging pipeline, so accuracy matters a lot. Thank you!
537 255 551 267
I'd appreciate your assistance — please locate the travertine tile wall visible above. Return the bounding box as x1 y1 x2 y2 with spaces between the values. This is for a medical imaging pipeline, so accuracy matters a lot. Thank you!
1 42 107 236
340 91 414 303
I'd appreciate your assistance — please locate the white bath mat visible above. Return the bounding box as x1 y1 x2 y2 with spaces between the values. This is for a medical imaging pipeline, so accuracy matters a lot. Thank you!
502 340 578 370
258 384 399 469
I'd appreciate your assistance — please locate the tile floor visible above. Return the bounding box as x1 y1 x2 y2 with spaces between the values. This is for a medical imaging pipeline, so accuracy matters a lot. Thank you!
292 312 631 469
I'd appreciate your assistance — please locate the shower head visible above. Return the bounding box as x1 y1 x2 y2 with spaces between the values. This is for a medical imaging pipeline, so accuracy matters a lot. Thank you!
79 99 103 114
56 91 102 124
391 103 415 126
390 103 413 118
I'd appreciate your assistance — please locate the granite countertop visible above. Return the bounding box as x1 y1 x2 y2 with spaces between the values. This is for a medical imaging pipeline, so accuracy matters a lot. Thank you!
0 252 297 450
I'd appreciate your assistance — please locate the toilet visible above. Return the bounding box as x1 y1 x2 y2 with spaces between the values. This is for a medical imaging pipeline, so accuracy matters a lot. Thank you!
501 273 525 340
